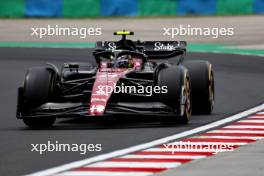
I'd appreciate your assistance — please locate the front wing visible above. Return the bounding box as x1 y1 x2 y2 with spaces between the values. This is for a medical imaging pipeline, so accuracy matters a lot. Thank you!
17 101 181 119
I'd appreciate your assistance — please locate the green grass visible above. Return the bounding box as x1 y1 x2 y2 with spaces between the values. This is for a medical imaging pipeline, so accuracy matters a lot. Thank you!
0 41 263 56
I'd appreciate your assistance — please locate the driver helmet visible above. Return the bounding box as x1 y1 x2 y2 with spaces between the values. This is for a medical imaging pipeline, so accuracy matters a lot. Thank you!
116 55 134 68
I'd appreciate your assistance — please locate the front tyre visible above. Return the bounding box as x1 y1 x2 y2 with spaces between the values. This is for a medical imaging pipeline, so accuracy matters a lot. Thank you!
21 67 57 128
23 117 56 128
157 65 192 125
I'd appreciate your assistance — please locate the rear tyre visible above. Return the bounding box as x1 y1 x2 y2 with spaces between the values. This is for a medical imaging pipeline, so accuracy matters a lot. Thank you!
22 67 57 128
183 61 214 114
157 65 192 125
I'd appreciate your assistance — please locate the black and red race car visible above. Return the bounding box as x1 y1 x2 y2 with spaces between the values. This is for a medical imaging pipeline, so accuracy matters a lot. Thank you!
16 31 214 128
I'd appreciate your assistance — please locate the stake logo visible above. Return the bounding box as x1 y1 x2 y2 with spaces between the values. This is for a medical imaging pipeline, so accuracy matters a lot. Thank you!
154 42 177 51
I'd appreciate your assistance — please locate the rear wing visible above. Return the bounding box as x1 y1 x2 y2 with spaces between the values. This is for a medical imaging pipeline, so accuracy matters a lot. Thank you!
139 41 186 59
140 41 186 51
96 41 187 59
96 41 186 51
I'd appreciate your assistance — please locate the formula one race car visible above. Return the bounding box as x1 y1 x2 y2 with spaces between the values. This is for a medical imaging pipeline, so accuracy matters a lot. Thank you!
17 31 214 128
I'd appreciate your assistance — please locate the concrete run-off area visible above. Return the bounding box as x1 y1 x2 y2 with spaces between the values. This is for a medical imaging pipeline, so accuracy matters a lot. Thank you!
0 16 263 49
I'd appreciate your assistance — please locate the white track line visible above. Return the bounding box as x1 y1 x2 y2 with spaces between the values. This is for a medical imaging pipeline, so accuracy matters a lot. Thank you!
223 125 264 129
27 103 264 176
197 135 263 140
120 154 205 159
143 147 210 152
238 120 264 123
257 112 264 115
143 146 241 153
168 141 247 146
248 116 264 118
87 161 181 168
209 130 264 134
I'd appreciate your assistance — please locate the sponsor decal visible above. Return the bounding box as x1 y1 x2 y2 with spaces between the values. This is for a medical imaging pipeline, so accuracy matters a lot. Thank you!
154 42 177 51
90 98 107 102
107 42 116 50
97 74 118 82
90 105 105 113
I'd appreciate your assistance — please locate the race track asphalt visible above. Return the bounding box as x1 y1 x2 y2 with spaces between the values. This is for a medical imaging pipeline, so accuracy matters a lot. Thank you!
0 47 264 176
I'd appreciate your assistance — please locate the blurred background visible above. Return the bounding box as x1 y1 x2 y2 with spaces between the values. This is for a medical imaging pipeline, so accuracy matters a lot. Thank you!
0 0 263 54
1 0 264 17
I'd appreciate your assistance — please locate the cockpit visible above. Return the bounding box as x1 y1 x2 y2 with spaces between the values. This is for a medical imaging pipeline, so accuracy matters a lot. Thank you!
114 55 134 68
94 50 145 69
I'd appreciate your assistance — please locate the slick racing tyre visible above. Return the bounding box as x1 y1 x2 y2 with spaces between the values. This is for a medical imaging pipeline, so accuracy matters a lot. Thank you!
22 67 56 128
183 61 214 114
157 65 192 124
